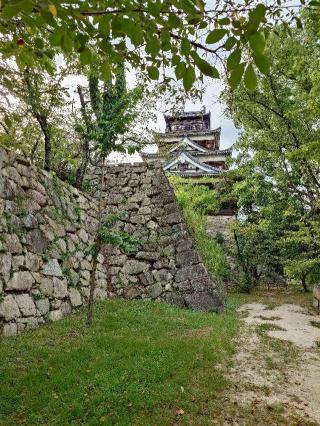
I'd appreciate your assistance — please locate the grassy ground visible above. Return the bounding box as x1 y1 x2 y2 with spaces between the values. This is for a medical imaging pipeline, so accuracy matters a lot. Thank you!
0 299 239 426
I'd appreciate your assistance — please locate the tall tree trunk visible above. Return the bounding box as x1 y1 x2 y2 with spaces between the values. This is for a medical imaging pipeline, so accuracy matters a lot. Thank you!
24 67 52 171
75 86 91 189
37 114 51 171
301 274 310 293
233 231 253 293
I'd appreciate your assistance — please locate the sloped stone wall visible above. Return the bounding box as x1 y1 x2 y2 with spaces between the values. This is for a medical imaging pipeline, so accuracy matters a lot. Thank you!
0 145 223 337
88 164 223 311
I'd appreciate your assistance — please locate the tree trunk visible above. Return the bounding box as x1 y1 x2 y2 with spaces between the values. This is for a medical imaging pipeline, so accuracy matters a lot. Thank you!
75 86 91 189
301 275 310 293
233 231 253 293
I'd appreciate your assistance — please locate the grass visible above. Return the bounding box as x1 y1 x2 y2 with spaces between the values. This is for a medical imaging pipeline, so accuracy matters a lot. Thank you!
227 288 315 310
0 299 239 426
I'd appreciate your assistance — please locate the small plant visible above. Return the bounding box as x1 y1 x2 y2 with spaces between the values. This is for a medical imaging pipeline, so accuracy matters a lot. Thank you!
98 213 142 256
310 320 320 329
16 194 28 217
73 203 81 222
257 315 281 321
256 323 286 337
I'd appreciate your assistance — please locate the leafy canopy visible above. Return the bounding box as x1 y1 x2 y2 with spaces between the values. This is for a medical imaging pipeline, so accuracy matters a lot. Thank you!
224 10 320 290
0 0 314 91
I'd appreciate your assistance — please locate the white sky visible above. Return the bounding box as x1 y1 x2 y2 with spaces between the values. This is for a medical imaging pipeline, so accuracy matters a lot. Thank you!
63 68 239 163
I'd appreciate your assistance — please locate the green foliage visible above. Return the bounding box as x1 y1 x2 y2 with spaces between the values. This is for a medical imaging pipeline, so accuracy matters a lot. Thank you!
223 11 320 291
170 177 229 282
98 213 142 256
172 181 219 215
0 0 311 91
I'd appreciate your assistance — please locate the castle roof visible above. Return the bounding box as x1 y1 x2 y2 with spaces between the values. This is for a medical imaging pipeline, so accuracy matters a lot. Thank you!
163 151 221 176
164 110 210 121
158 127 221 140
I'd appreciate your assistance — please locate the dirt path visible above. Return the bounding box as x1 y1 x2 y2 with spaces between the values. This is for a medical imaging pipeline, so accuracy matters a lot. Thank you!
224 303 320 425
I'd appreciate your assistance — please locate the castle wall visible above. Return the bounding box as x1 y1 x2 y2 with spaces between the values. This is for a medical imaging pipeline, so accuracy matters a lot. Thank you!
0 146 223 337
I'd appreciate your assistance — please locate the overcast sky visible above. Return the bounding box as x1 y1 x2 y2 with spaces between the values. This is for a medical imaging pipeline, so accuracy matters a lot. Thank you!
64 68 239 163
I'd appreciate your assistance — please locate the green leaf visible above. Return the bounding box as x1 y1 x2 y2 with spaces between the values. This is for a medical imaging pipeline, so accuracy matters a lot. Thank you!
206 29 227 44
168 13 182 28
244 63 257 91
247 3 267 34
249 32 265 52
181 38 191 55
218 17 230 25
249 3 266 24
175 61 186 80
229 62 246 89
61 33 73 54
252 51 270 74
34 38 44 50
100 61 112 81
146 37 160 58
183 66 196 91
224 36 237 51
194 57 219 78
147 66 160 80
227 48 241 71
80 47 92 65
49 30 63 47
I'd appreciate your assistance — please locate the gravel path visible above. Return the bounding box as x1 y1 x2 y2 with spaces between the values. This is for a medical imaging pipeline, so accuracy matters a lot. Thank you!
227 303 320 424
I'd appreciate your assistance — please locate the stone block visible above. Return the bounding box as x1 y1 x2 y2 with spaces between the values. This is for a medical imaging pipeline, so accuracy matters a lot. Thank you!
2 322 18 337
122 260 149 275
153 269 173 283
39 278 54 296
184 292 223 312
69 288 82 307
15 294 36 316
0 295 21 320
42 259 63 277
0 176 18 200
48 310 63 322
61 301 72 315
176 250 199 267
4 233 23 254
26 229 49 254
124 286 141 299
136 251 160 261
22 214 38 229
35 298 50 315
0 253 12 280
25 252 42 271
6 271 35 291
26 189 47 206
12 255 25 271
148 282 163 299
52 278 68 299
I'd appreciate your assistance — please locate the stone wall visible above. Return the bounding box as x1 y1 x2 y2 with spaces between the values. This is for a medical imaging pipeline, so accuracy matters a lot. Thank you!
0 145 223 337
0 146 108 337
88 164 223 311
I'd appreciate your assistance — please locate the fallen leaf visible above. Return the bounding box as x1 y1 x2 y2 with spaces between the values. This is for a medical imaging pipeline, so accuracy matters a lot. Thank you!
175 408 184 415
48 4 57 17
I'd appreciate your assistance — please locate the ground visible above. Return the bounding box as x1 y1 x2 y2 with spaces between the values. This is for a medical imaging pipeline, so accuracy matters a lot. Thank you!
0 291 319 425
222 298 320 425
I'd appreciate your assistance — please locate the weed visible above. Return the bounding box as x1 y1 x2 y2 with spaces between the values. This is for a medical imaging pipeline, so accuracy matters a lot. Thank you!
310 320 320 329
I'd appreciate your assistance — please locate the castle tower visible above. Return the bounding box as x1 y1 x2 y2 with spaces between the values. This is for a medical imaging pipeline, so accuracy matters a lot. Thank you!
141 108 232 177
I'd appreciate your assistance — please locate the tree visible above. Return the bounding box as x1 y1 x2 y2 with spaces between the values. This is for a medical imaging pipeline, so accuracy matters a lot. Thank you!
223 10 320 291
0 0 313 92
0 61 79 174
84 62 143 324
